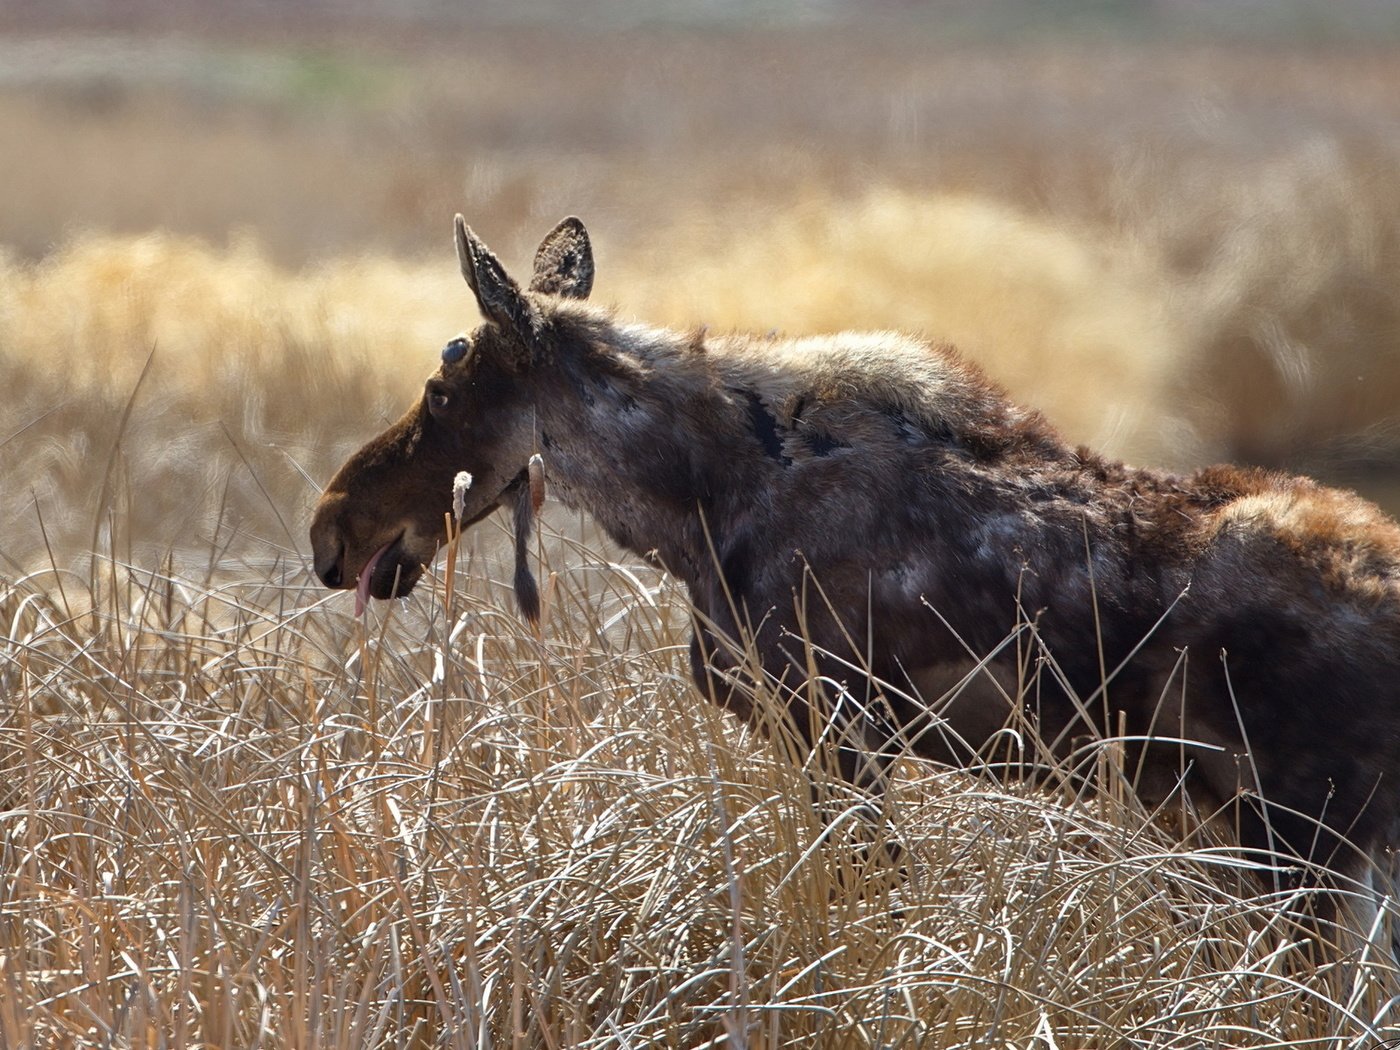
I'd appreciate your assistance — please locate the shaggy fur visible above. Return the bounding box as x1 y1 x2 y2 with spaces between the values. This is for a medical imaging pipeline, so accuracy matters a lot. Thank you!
311 216 1400 916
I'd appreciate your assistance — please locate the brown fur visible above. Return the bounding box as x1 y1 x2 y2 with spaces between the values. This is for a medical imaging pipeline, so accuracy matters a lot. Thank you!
311 216 1400 921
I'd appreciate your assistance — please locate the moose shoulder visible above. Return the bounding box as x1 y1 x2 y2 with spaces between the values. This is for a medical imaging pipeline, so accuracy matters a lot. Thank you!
311 215 1400 905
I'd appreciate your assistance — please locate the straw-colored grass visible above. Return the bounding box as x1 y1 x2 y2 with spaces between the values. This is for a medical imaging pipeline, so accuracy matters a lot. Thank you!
4 521 1398 1047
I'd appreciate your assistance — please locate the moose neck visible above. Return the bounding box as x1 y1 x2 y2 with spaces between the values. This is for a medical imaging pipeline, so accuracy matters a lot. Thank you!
529 318 762 591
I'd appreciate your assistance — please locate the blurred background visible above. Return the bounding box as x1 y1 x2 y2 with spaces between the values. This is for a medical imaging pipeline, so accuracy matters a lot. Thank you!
3 0 1400 572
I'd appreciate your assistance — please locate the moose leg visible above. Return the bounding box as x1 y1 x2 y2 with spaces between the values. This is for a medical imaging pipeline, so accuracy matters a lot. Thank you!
688 623 906 872
1224 793 1396 965
762 662 909 872
687 619 899 794
799 681 909 872
686 623 756 722
809 682 903 797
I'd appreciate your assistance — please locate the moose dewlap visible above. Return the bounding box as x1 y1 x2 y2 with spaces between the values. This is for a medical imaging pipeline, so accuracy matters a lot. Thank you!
310 214 1400 909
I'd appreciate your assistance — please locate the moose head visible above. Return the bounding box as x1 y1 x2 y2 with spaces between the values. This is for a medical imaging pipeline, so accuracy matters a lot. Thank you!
309 216 595 615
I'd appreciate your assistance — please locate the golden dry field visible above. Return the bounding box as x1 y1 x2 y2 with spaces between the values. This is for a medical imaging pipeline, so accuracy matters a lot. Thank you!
4 7 1400 1046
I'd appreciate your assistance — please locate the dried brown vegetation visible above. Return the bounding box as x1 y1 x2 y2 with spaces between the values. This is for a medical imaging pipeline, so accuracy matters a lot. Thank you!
5 16 1400 1047
5 527 1400 1046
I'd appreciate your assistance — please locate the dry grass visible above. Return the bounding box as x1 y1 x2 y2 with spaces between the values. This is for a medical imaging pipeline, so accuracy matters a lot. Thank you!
0 232 444 568
4 523 1398 1047
7 18 1400 1048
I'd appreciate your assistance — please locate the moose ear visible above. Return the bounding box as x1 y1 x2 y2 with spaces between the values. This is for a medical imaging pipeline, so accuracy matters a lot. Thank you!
529 217 594 300
454 215 538 341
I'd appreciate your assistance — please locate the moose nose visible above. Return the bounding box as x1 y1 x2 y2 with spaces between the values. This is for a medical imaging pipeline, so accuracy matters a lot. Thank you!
309 493 350 589
318 560 344 589
313 543 347 589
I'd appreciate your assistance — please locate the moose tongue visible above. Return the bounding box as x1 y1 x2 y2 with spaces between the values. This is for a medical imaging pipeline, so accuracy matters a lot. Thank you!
354 542 393 617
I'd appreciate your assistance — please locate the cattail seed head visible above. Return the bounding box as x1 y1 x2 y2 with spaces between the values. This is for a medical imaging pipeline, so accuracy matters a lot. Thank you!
452 471 473 523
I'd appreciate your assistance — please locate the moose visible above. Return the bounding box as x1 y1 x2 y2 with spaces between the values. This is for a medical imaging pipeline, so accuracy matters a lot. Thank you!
311 215 1400 936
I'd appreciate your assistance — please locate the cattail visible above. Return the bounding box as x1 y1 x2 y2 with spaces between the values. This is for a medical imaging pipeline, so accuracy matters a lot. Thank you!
452 471 473 523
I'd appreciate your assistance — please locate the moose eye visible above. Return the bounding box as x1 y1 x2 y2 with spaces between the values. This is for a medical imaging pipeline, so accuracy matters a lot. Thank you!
441 337 469 364
426 383 450 413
